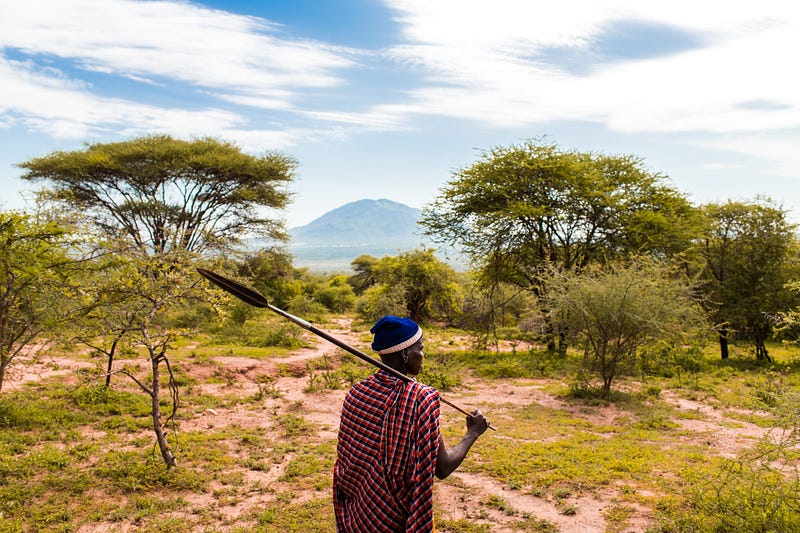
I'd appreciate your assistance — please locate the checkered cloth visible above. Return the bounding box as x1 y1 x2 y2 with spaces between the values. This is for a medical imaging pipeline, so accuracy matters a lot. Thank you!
334 370 441 532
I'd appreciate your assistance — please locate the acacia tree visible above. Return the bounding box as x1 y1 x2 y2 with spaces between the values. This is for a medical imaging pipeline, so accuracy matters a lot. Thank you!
112 251 217 467
67 242 227 468
348 254 380 295
775 281 800 344
19 134 296 254
420 139 700 292
698 198 799 360
546 258 706 394
238 248 301 309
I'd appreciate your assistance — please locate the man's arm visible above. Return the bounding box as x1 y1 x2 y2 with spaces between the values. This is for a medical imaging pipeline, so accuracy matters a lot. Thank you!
435 409 489 480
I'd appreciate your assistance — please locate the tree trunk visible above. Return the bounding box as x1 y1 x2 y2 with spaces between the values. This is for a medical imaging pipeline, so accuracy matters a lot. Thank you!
718 326 729 360
150 356 177 468
544 314 559 352
558 331 568 356
753 332 772 362
104 339 118 388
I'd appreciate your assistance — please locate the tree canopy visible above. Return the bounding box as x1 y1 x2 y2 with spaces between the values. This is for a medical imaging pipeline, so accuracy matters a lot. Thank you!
354 249 462 323
19 135 296 255
420 139 699 291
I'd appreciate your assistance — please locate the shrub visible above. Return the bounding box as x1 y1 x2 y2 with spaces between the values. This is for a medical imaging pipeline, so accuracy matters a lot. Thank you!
355 284 407 323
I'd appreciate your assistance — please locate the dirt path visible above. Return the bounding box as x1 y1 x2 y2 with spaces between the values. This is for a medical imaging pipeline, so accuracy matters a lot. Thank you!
2 351 97 392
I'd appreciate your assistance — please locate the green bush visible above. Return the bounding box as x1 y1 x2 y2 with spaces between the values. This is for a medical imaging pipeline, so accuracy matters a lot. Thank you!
315 275 356 313
286 294 328 321
418 352 462 391
212 321 304 348
654 462 800 532
452 348 564 380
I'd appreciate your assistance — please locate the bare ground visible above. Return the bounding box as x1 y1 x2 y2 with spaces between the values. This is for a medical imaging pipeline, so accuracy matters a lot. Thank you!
4 319 773 532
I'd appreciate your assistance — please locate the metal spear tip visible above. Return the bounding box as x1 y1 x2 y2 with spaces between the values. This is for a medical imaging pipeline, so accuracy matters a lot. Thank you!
196 267 270 308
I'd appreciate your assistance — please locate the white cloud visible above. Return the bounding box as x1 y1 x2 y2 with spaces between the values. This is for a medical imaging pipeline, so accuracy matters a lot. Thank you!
210 128 305 152
0 57 245 138
0 54 327 151
0 0 355 94
382 0 800 136
300 109 407 130
1 0 798 182
0 0 365 146
702 132 800 179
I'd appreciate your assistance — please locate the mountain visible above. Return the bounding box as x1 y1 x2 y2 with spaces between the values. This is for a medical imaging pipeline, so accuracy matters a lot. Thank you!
290 198 423 247
286 198 463 272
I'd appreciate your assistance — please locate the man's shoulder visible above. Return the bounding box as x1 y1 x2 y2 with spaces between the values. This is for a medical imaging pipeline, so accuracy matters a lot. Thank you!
347 373 381 395
410 381 439 403
347 373 438 403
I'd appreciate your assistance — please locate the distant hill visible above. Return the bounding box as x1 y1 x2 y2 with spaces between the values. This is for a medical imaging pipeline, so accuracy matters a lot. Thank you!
290 198 423 246
286 198 464 273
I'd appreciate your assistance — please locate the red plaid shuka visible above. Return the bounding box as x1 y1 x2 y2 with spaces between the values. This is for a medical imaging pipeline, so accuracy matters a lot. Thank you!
334 370 441 532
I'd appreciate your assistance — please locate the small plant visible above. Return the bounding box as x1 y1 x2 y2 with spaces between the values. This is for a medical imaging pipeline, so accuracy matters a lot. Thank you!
558 503 578 516
252 375 281 401
419 352 462 391
554 487 572 500
304 354 344 393
510 516 560 532
482 494 515 515
276 413 314 438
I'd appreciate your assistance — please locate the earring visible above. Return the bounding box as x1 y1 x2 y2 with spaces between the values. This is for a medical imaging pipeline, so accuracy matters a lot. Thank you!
402 350 409 363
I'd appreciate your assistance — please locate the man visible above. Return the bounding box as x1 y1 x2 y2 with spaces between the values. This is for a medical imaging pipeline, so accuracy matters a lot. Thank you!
334 315 489 532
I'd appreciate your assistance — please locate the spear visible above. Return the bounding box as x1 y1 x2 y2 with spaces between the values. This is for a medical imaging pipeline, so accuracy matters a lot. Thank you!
197 267 495 430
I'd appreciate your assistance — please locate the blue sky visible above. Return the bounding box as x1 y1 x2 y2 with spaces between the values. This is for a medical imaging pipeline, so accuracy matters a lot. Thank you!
1 0 798 228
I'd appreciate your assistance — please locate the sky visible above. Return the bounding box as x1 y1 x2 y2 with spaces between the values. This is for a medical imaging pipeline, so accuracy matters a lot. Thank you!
0 0 798 228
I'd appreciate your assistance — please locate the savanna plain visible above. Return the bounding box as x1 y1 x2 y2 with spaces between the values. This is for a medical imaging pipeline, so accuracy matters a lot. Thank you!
2 314 799 532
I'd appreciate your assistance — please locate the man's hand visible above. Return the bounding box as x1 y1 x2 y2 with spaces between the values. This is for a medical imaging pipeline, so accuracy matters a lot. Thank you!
467 409 489 437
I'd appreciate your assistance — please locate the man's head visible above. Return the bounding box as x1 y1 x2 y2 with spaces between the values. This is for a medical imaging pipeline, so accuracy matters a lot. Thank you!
370 316 424 375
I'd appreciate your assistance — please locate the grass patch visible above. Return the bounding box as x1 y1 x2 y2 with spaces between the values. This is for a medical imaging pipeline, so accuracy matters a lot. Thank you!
248 497 335 532
437 518 492 532
70 384 151 416
210 320 307 350
279 442 336 490
450 348 570 380
95 451 208 493
0 388 84 431
466 398 711 495
277 413 315 438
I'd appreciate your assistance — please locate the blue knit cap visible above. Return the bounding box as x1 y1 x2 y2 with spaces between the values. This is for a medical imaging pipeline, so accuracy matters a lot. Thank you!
370 316 423 355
